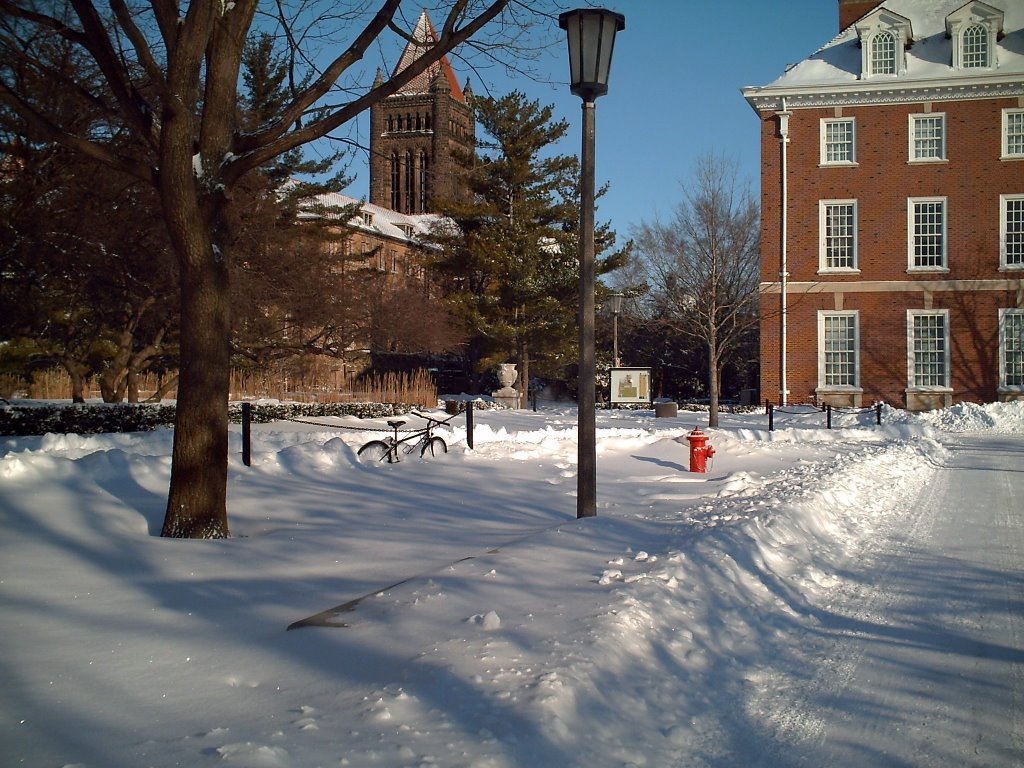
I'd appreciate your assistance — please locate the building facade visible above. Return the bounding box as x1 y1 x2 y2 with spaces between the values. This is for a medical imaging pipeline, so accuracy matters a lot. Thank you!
743 0 1024 410
368 10 476 215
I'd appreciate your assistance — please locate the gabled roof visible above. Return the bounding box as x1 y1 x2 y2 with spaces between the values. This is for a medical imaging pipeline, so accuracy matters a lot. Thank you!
742 0 1024 111
391 10 465 102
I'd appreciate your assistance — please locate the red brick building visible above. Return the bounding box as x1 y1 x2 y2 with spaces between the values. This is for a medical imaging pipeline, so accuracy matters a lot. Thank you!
743 0 1024 410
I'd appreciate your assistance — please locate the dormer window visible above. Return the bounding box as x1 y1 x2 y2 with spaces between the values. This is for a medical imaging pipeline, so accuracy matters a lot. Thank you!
946 2 1003 70
871 31 897 75
855 8 913 79
962 24 989 67
361 211 374 227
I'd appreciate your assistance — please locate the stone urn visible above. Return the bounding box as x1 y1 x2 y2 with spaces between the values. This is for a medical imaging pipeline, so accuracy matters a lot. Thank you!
497 363 518 392
492 363 520 408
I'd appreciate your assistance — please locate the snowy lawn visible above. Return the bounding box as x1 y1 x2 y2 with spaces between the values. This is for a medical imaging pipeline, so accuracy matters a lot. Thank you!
1 400 1021 767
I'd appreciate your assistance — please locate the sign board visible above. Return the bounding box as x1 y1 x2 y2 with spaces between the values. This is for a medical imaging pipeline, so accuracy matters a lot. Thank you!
610 367 652 404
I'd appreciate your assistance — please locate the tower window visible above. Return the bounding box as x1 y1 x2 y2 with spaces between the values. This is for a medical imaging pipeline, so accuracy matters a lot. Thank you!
390 152 400 210
418 150 429 213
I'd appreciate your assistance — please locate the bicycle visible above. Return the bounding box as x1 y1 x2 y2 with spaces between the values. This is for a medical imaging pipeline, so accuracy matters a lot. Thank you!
356 411 454 464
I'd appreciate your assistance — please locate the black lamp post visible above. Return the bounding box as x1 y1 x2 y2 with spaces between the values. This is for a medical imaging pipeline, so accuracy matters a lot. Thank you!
611 292 624 367
559 8 624 519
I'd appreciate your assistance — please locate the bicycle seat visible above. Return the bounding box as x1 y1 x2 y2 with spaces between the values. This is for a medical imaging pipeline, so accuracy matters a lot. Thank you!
387 420 406 429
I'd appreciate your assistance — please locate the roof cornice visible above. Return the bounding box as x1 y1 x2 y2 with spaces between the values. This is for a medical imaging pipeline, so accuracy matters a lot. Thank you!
742 73 1024 112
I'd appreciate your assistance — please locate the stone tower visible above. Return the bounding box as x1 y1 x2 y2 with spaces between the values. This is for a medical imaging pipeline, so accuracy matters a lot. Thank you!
369 11 476 214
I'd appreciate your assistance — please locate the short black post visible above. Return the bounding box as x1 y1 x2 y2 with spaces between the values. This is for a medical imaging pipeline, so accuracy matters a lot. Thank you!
532 390 538 412
241 401 252 467
876 402 883 425
826 404 832 429
766 399 774 432
466 400 474 450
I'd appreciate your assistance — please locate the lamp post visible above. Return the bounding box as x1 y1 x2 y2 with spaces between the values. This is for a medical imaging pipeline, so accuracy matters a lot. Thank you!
610 292 624 367
560 8 624 520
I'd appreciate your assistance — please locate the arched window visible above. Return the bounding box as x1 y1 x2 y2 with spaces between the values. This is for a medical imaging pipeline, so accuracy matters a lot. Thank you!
406 113 412 132
425 112 432 131
870 31 897 75
404 151 414 214
390 152 400 210
386 115 393 132
962 23 989 68
418 150 429 213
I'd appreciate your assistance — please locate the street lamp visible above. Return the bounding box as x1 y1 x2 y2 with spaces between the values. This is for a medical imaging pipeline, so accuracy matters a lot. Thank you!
559 8 624 520
610 292 624 367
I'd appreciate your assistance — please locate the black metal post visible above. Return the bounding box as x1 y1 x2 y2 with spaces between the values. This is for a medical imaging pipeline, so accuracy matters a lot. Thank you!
241 401 251 467
767 399 774 432
826 404 832 429
876 402 882 425
466 400 474 450
577 99 597 519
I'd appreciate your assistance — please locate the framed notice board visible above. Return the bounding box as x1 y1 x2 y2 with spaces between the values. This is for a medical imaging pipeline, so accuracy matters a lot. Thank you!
610 367 651 404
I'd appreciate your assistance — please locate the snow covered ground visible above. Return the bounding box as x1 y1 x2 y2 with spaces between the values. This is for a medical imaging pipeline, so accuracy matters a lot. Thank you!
1 400 1022 768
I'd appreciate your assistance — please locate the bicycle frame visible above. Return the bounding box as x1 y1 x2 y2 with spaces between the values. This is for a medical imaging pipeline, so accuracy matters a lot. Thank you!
358 411 455 464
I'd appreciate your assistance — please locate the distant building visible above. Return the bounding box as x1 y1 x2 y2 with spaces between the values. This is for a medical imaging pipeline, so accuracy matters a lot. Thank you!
743 0 1023 410
369 10 476 215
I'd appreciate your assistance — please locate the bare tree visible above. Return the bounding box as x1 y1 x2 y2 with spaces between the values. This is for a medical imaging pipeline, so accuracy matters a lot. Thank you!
0 0 546 537
633 153 760 427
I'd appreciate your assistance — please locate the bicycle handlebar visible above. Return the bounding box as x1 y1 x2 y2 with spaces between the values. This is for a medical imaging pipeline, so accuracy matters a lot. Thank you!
411 411 455 427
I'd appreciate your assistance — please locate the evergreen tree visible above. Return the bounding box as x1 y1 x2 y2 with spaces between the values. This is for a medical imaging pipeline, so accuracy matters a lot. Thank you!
428 91 626 404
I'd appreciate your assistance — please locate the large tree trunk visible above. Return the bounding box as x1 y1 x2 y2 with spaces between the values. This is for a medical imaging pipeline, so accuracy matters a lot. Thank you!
160 246 231 538
158 104 232 538
517 343 530 409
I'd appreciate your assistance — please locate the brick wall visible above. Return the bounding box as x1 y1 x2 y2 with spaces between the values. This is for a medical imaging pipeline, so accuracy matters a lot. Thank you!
758 96 1024 408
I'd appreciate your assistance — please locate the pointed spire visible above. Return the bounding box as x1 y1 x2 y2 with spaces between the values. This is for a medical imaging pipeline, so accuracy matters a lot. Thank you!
391 10 465 101
373 68 384 88
462 78 474 100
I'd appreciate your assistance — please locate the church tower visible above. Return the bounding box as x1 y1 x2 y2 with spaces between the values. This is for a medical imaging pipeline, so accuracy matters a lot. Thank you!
369 11 476 214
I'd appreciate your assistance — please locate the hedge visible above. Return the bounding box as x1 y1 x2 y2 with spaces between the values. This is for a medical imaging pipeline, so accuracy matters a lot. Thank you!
0 401 427 437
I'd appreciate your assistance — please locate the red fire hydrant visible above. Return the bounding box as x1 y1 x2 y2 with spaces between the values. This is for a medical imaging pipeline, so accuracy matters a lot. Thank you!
686 427 715 473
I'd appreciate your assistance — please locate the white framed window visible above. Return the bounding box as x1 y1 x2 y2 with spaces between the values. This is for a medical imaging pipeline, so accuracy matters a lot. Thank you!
961 23 989 68
855 9 911 79
818 311 860 388
947 3 1002 70
909 113 946 162
819 200 858 272
1000 309 1024 390
908 197 947 271
870 31 897 75
907 310 950 390
1003 109 1024 159
820 118 856 165
1001 194 1024 270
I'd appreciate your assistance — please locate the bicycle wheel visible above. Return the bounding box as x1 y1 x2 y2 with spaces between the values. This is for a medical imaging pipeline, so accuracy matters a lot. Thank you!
420 436 447 459
357 440 393 464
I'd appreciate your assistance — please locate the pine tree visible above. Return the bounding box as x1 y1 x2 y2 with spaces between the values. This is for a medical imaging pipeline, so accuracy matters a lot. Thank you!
428 91 626 404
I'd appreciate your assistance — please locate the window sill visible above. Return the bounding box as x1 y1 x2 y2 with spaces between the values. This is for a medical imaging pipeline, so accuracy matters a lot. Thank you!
906 386 953 394
1000 155 1024 162
818 162 859 168
907 158 947 165
818 268 861 276
907 266 949 274
998 264 1024 272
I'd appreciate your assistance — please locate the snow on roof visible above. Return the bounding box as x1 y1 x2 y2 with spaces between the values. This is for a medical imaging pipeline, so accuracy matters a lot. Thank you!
743 0 1024 107
302 192 440 243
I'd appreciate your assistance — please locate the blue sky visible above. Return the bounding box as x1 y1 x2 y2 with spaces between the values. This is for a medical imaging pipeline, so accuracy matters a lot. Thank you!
339 1 841 242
